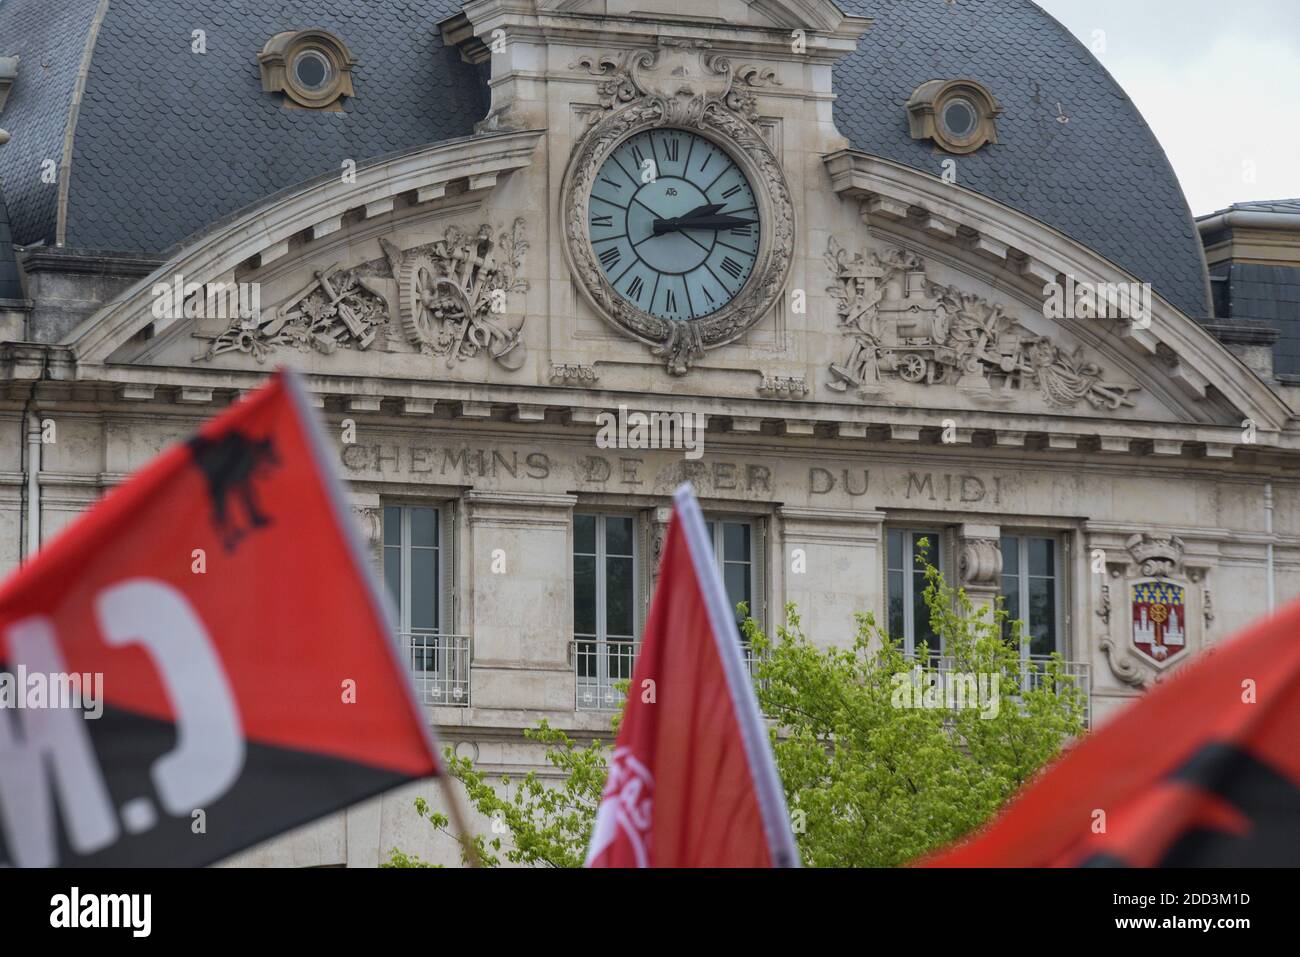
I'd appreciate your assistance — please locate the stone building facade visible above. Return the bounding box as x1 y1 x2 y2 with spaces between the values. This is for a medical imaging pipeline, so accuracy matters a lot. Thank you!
1 0 1298 866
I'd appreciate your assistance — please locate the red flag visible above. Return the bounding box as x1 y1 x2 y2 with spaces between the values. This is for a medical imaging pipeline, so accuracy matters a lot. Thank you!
586 484 798 868
923 596 1300 866
0 370 440 867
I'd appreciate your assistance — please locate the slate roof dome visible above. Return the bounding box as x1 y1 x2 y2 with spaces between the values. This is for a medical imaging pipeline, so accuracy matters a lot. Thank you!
0 0 485 252
831 0 1211 319
0 0 1211 318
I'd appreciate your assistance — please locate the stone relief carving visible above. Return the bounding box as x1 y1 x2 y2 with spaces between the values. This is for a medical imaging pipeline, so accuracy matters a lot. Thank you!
193 220 529 372
824 238 1140 410
957 538 1002 590
393 220 528 371
194 264 390 362
562 39 794 375
352 505 383 562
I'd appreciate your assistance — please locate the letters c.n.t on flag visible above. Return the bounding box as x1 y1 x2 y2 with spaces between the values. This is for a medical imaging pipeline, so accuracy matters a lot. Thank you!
922 594 1300 867
0 369 441 867
586 483 799 868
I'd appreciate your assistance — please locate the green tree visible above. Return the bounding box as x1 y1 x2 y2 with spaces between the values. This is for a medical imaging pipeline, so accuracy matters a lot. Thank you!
388 555 1085 867
744 556 1086 867
384 719 611 868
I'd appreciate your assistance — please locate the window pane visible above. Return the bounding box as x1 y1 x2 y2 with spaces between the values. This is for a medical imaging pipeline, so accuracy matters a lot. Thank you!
410 548 438 630
574 555 597 635
383 546 401 611
574 514 596 554
411 507 438 548
887 529 903 571
1000 574 1020 642
1000 535 1018 573
913 576 938 654
724 562 750 622
911 532 937 569
606 516 634 557
887 570 905 640
383 506 401 547
1028 576 1056 656
606 555 635 637
723 522 750 563
1029 537 1054 577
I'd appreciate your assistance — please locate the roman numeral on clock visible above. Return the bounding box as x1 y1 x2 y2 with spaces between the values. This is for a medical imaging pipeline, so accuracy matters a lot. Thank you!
591 213 613 228
720 256 744 280
721 184 742 199
626 275 645 301
664 289 678 313
730 225 753 237
664 138 680 162
598 246 621 269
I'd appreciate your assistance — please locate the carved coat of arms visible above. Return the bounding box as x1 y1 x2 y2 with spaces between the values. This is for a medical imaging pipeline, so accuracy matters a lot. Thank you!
1130 579 1188 667
1099 532 1209 687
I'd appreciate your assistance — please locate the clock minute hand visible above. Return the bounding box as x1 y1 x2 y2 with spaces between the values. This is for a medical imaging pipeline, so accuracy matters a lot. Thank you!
652 203 725 235
676 214 759 230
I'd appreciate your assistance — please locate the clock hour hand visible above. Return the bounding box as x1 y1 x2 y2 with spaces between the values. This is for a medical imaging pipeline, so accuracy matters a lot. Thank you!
652 203 725 235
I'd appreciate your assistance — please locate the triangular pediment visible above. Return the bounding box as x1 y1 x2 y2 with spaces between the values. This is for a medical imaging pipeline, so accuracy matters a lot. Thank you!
536 0 859 33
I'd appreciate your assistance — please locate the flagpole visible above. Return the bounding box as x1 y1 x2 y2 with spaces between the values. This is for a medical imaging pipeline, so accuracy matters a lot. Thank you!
436 773 481 868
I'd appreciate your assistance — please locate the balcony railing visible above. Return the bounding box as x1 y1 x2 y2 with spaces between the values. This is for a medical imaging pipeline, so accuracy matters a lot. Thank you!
572 638 639 711
919 654 1092 728
572 637 764 711
399 631 471 707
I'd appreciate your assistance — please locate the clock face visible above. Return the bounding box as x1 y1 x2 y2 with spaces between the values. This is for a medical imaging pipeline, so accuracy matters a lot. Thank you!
587 129 761 321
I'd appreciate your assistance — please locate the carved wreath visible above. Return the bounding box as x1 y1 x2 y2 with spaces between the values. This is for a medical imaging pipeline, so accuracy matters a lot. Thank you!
560 43 794 375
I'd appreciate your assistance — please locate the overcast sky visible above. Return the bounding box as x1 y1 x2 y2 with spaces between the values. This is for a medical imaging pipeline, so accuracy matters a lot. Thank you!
1034 0 1300 216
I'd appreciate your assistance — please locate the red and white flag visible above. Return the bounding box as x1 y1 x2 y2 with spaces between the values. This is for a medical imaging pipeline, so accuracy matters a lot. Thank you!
0 369 441 867
586 484 798 868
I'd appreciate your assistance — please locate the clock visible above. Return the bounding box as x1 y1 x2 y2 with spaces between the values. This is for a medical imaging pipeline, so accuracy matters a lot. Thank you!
561 57 794 375
586 128 761 321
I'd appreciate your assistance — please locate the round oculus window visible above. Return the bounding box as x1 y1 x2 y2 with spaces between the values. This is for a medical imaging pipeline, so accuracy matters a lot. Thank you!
940 97 978 139
292 49 333 92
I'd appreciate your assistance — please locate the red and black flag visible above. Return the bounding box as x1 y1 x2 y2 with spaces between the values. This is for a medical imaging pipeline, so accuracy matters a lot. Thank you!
923 596 1300 867
0 370 441 867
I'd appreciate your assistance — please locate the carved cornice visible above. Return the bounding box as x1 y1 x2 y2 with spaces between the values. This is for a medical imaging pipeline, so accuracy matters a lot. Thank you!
444 1 872 59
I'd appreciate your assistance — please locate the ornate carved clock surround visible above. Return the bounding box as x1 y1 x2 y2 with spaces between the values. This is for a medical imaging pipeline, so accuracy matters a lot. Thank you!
561 40 795 375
